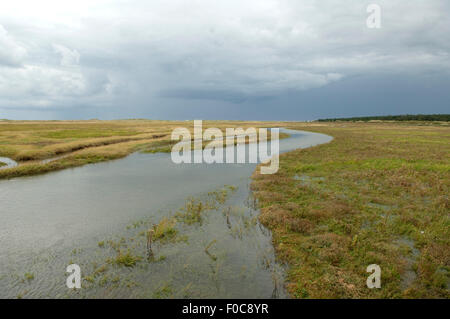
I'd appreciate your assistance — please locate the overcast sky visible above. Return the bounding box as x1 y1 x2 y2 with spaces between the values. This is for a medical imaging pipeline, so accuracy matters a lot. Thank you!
0 0 449 120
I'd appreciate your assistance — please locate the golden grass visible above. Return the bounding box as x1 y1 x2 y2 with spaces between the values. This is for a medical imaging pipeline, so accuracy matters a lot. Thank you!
0 120 284 179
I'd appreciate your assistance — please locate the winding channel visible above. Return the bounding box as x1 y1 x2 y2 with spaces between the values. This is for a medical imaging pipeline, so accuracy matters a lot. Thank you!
0 129 332 298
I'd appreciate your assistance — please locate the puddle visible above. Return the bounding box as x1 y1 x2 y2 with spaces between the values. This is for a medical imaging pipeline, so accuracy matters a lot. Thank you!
395 237 420 290
293 174 325 186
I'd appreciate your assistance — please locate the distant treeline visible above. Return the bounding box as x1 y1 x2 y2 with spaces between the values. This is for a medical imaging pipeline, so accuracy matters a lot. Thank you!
317 114 450 122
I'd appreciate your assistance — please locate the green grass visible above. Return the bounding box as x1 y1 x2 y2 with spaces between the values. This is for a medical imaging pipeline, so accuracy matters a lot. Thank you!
152 283 173 298
176 198 209 225
175 185 237 224
24 273 34 281
153 217 178 242
113 250 142 267
252 122 449 298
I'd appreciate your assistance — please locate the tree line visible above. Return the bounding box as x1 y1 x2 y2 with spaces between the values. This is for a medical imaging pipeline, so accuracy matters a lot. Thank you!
317 114 450 122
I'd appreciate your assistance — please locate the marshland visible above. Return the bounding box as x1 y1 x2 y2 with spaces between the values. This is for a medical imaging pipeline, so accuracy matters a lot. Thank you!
0 119 448 298
0 120 285 179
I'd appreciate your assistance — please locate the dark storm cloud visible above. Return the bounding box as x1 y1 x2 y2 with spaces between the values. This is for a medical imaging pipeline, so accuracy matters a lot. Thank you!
158 88 249 104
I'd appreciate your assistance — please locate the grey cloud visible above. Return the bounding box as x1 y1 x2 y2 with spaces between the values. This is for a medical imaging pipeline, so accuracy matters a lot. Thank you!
52 44 80 67
158 88 249 103
0 24 27 67
0 0 449 119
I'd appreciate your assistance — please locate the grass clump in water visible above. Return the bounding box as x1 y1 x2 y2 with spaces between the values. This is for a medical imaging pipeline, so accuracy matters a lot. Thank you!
24 273 34 281
208 185 237 204
176 198 211 225
113 250 142 267
153 217 178 242
176 185 238 225
152 283 173 298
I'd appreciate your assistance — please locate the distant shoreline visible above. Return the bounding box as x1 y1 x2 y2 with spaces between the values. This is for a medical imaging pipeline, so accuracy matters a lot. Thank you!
317 114 450 122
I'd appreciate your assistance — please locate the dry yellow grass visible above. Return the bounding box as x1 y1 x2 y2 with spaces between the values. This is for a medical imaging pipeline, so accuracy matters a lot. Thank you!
0 119 284 179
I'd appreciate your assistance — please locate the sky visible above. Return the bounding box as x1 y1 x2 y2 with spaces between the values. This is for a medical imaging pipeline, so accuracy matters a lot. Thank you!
0 0 449 120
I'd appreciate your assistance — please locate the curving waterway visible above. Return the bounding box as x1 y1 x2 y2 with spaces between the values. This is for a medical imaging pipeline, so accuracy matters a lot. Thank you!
0 129 332 298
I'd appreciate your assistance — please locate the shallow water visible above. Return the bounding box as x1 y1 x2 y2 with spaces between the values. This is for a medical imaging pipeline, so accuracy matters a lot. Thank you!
0 129 332 298
0 157 18 170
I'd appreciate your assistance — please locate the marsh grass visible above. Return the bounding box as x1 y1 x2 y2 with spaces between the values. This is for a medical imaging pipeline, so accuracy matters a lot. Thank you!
113 250 143 267
77 184 238 293
152 282 173 298
176 198 215 225
208 185 237 204
24 273 34 281
176 185 237 225
0 120 287 179
252 122 449 298
139 139 179 153
153 217 178 242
